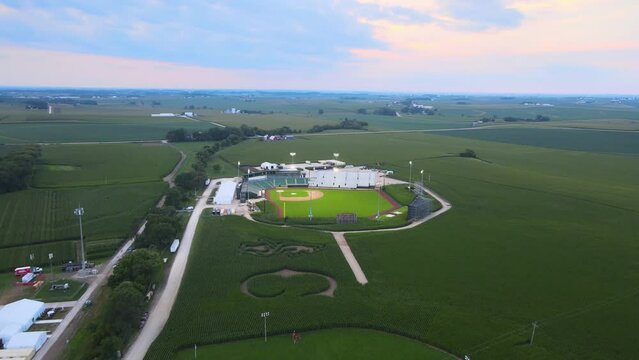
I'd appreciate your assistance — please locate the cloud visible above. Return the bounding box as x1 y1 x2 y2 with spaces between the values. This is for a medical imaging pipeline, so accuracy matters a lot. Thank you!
0 0 382 69
0 3 14 15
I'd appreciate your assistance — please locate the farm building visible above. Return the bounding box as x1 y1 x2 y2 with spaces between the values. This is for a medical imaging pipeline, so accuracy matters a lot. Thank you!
213 181 237 205
0 299 44 333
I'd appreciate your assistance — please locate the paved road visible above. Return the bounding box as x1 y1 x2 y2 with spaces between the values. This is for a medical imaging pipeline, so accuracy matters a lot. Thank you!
44 301 78 309
34 223 145 360
124 178 231 360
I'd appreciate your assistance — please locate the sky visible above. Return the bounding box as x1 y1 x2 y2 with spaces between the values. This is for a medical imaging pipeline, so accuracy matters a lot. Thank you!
0 0 637 94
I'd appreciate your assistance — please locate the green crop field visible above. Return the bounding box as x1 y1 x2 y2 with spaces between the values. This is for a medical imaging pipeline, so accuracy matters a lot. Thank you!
265 188 395 219
147 216 455 359
152 127 639 359
33 143 181 187
175 329 454 360
0 143 179 271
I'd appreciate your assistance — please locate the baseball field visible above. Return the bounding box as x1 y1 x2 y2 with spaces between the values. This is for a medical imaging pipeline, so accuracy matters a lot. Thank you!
265 188 398 219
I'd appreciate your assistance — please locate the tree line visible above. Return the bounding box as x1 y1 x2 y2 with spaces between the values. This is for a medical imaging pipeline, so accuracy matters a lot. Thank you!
0 145 42 194
79 248 163 359
307 118 368 133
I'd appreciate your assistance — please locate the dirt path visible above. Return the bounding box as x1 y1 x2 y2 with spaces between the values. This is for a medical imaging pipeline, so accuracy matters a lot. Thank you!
332 232 368 285
162 148 187 188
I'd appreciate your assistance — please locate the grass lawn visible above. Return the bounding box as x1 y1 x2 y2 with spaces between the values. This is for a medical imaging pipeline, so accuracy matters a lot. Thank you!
30 279 87 302
176 329 454 360
266 188 395 219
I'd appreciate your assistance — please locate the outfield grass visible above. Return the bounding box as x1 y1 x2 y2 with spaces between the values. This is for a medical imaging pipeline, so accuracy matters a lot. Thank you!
266 188 394 219
175 329 454 360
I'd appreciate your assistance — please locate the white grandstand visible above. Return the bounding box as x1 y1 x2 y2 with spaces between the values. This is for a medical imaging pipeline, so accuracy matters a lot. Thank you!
308 169 377 189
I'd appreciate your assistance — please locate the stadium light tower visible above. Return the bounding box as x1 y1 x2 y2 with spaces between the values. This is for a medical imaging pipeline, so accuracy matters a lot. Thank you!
74 206 86 270
333 153 340 159
261 311 270 342
420 169 424 193
290 152 296 167
408 160 413 189
237 161 240 178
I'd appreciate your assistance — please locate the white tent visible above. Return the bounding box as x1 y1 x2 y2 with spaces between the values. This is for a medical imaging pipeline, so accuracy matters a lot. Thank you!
0 323 20 344
213 181 237 205
5 332 47 351
0 299 44 332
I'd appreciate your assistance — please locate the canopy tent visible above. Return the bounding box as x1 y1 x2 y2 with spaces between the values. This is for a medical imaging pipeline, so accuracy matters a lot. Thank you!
213 181 237 205
0 299 44 332
5 331 47 351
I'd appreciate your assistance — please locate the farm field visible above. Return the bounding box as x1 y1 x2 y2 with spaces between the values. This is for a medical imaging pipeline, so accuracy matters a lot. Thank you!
265 188 395 219
33 143 181 187
175 328 454 360
0 143 179 271
163 130 639 359
439 127 639 154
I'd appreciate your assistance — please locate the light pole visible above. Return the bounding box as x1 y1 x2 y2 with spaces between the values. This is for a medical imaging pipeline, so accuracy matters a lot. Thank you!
420 169 424 194
237 161 240 178
376 185 381 222
246 169 250 203
333 153 340 160
261 311 270 342
48 253 53 281
530 321 539 345
408 160 413 190
290 152 296 167
74 206 86 270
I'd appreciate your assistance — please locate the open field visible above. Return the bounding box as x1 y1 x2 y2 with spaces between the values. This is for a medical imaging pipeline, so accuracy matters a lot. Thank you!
265 188 395 219
175 328 454 360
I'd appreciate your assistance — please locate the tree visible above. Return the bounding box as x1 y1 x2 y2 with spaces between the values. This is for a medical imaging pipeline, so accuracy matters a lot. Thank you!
175 171 203 191
164 188 186 208
212 164 221 172
459 149 477 158
357 108 368 114
108 249 162 289
103 281 145 340
166 128 187 142
318 109 324 115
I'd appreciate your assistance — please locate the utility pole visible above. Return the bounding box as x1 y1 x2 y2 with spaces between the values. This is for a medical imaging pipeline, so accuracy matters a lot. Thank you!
530 321 539 345
74 206 85 270
261 312 270 342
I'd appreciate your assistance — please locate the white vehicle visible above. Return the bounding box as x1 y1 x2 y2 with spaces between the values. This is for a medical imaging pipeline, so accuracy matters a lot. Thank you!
185 206 194 211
